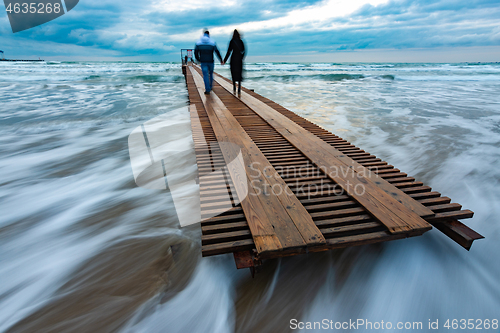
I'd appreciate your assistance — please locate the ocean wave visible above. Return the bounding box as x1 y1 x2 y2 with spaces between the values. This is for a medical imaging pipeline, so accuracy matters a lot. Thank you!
320 73 365 81
398 75 500 81
247 73 395 82
127 75 184 83
379 74 395 80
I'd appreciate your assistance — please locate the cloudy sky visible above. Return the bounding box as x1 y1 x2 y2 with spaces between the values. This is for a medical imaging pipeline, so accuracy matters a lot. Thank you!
1 0 499 62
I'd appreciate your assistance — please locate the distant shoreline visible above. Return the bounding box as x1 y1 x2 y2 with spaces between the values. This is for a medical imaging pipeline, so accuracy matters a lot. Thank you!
0 59 498 65
0 59 44 62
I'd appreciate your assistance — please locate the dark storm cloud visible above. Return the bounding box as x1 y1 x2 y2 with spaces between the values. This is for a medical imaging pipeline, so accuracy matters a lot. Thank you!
0 0 498 59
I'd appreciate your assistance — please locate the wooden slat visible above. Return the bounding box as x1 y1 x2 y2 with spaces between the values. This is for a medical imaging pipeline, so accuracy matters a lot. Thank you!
202 239 255 257
321 222 384 237
201 213 246 224
202 230 252 245
315 215 374 228
202 221 249 234
426 210 474 222
322 231 406 249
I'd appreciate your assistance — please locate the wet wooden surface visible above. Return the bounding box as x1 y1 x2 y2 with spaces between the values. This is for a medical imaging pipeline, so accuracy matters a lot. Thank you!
183 64 481 260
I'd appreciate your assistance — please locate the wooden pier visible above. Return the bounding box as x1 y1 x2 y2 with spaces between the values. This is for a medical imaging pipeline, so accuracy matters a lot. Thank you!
183 63 483 269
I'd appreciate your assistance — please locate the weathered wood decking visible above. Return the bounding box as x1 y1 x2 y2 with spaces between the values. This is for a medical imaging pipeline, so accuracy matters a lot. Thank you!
183 63 483 268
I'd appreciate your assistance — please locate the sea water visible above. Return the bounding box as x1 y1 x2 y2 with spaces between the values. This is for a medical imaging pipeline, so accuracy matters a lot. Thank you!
0 61 499 332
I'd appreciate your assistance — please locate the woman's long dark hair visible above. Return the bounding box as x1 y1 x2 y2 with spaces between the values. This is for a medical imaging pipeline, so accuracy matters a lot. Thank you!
232 29 241 41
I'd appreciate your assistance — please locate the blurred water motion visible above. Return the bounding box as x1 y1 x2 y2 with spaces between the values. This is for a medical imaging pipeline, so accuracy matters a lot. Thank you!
0 61 499 332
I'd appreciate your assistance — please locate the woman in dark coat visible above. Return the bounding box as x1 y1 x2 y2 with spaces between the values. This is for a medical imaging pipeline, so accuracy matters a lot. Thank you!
223 30 245 94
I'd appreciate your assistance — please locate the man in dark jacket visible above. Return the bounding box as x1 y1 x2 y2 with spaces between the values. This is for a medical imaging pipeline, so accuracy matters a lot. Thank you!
194 31 223 94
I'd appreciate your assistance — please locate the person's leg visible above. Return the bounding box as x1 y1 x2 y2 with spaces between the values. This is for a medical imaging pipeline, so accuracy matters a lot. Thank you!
238 81 241 94
200 62 210 93
208 62 214 91
233 81 236 93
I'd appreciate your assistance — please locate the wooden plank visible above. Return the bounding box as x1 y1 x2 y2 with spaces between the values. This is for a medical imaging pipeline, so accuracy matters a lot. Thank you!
303 200 359 212
322 231 406 249
315 215 374 228
418 197 451 205
210 70 433 235
321 222 384 237
311 207 366 220
299 194 350 205
201 230 252 245
201 213 246 224
426 203 462 213
202 221 249 234
202 239 255 257
426 210 474 222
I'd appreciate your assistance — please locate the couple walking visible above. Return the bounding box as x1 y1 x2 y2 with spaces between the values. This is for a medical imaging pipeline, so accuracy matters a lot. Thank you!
194 30 245 95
